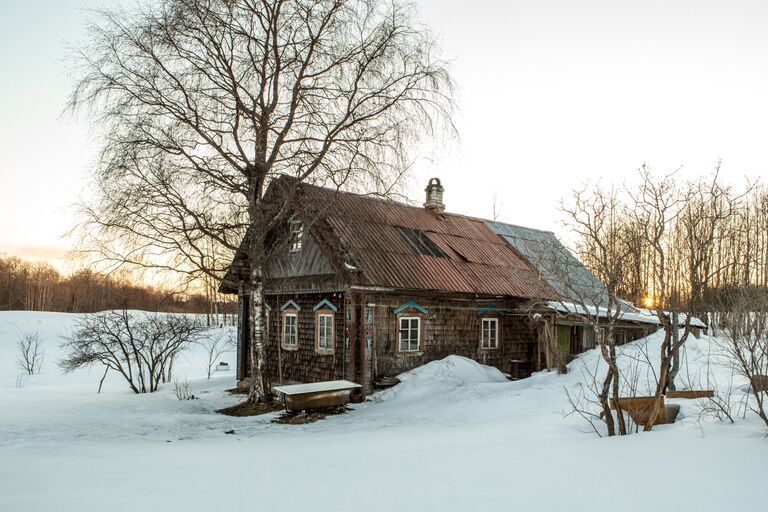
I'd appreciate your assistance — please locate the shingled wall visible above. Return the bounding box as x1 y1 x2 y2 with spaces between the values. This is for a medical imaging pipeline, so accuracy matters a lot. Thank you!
366 294 538 381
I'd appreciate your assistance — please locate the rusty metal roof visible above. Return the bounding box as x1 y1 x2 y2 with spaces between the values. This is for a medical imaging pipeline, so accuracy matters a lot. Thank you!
274 180 557 299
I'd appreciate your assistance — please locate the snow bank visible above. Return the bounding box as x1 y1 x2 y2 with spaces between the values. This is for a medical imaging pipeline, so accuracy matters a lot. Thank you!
565 328 747 397
395 354 508 388
373 355 507 404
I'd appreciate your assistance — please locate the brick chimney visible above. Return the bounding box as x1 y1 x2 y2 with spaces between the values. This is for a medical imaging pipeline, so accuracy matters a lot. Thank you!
424 178 445 214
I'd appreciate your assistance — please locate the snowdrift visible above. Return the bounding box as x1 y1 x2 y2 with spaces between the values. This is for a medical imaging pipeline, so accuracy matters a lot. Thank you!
1 311 766 512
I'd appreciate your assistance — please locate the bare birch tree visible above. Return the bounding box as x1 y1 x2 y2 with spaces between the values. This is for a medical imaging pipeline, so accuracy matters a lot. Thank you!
199 329 235 379
69 0 454 403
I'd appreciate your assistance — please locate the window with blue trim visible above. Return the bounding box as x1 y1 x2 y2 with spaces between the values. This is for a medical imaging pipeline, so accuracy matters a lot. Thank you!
282 311 298 348
399 317 421 352
481 318 498 349
316 312 334 352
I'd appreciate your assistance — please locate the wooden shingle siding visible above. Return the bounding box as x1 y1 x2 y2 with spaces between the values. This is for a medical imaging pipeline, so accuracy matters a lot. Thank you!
367 294 537 382
261 292 347 386
249 291 541 393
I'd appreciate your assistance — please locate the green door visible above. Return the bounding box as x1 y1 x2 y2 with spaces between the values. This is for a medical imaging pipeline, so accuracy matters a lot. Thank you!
557 325 571 356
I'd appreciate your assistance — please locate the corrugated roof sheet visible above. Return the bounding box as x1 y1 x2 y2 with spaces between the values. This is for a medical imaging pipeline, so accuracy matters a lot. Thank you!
485 221 613 306
280 181 556 299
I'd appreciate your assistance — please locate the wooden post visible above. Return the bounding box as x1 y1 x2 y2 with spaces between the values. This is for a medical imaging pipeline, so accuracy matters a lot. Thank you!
358 293 367 399
277 296 283 385
348 292 358 383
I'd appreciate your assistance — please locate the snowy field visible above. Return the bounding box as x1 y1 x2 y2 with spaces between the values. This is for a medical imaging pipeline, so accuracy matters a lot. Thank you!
1 311 766 512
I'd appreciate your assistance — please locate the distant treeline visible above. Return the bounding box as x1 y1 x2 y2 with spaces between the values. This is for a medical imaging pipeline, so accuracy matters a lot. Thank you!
0 254 235 316
570 171 768 318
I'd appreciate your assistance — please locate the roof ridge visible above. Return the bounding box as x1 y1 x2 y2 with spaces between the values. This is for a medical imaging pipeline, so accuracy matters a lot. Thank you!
485 219 556 235
280 175 544 229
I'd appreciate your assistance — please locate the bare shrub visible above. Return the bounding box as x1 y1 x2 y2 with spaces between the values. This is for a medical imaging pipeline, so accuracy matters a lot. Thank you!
17 331 45 375
673 340 737 425
717 289 768 427
562 354 615 438
173 377 194 400
60 310 202 393
698 379 737 424
198 329 234 380
563 342 655 436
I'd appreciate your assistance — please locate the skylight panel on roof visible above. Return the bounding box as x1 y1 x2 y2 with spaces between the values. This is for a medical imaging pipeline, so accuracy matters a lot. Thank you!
396 226 447 258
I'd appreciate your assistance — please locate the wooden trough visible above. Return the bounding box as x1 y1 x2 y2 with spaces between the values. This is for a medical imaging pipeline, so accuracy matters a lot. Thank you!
752 375 768 393
611 396 679 427
273 380 361 413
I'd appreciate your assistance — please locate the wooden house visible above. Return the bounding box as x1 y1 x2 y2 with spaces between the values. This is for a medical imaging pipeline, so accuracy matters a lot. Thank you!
220 177 687 396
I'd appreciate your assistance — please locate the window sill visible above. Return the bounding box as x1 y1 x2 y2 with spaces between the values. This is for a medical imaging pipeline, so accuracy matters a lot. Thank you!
281 344 299 351
397 351 424 356
315 348 334 355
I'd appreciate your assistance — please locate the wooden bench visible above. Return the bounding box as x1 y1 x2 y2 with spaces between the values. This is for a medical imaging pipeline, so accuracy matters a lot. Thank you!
273 380 362 413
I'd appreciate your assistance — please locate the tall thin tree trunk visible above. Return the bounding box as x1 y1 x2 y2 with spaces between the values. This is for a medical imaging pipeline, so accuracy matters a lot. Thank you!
608 341 627 435
248 264 269 403
248 194 271 403
668 311 680 391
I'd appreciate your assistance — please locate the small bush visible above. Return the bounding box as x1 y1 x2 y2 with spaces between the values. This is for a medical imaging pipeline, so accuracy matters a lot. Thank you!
173 377 194 400
17 331 45 375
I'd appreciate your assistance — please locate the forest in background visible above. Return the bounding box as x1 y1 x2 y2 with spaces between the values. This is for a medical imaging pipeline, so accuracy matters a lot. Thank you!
0 254 235 321
567 169 768 322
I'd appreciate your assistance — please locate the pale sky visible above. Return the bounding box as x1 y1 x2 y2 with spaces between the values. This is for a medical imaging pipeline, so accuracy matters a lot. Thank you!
1 0 767 271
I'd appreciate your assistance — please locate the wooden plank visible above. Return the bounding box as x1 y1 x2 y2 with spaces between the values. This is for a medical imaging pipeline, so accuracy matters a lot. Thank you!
666 390 715 399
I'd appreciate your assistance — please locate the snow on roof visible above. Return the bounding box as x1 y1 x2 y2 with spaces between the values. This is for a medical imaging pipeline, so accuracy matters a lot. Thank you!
547 301 706 328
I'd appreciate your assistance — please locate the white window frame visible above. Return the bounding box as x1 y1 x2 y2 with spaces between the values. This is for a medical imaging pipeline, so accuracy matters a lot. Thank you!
316 313 334 352
282 312 298 348
481 317 498 349
398 316 421 352
289 220 304 252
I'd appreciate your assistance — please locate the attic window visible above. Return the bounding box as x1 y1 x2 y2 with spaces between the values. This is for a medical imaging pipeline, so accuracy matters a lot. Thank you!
396 227 446 258
289 220 304 252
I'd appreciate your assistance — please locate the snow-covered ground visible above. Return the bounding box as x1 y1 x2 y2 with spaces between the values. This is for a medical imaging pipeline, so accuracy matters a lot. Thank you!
1 311 765 512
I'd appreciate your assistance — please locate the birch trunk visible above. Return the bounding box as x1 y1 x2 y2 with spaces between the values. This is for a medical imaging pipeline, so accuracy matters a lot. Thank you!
247 266 269 403
247 180 270 404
